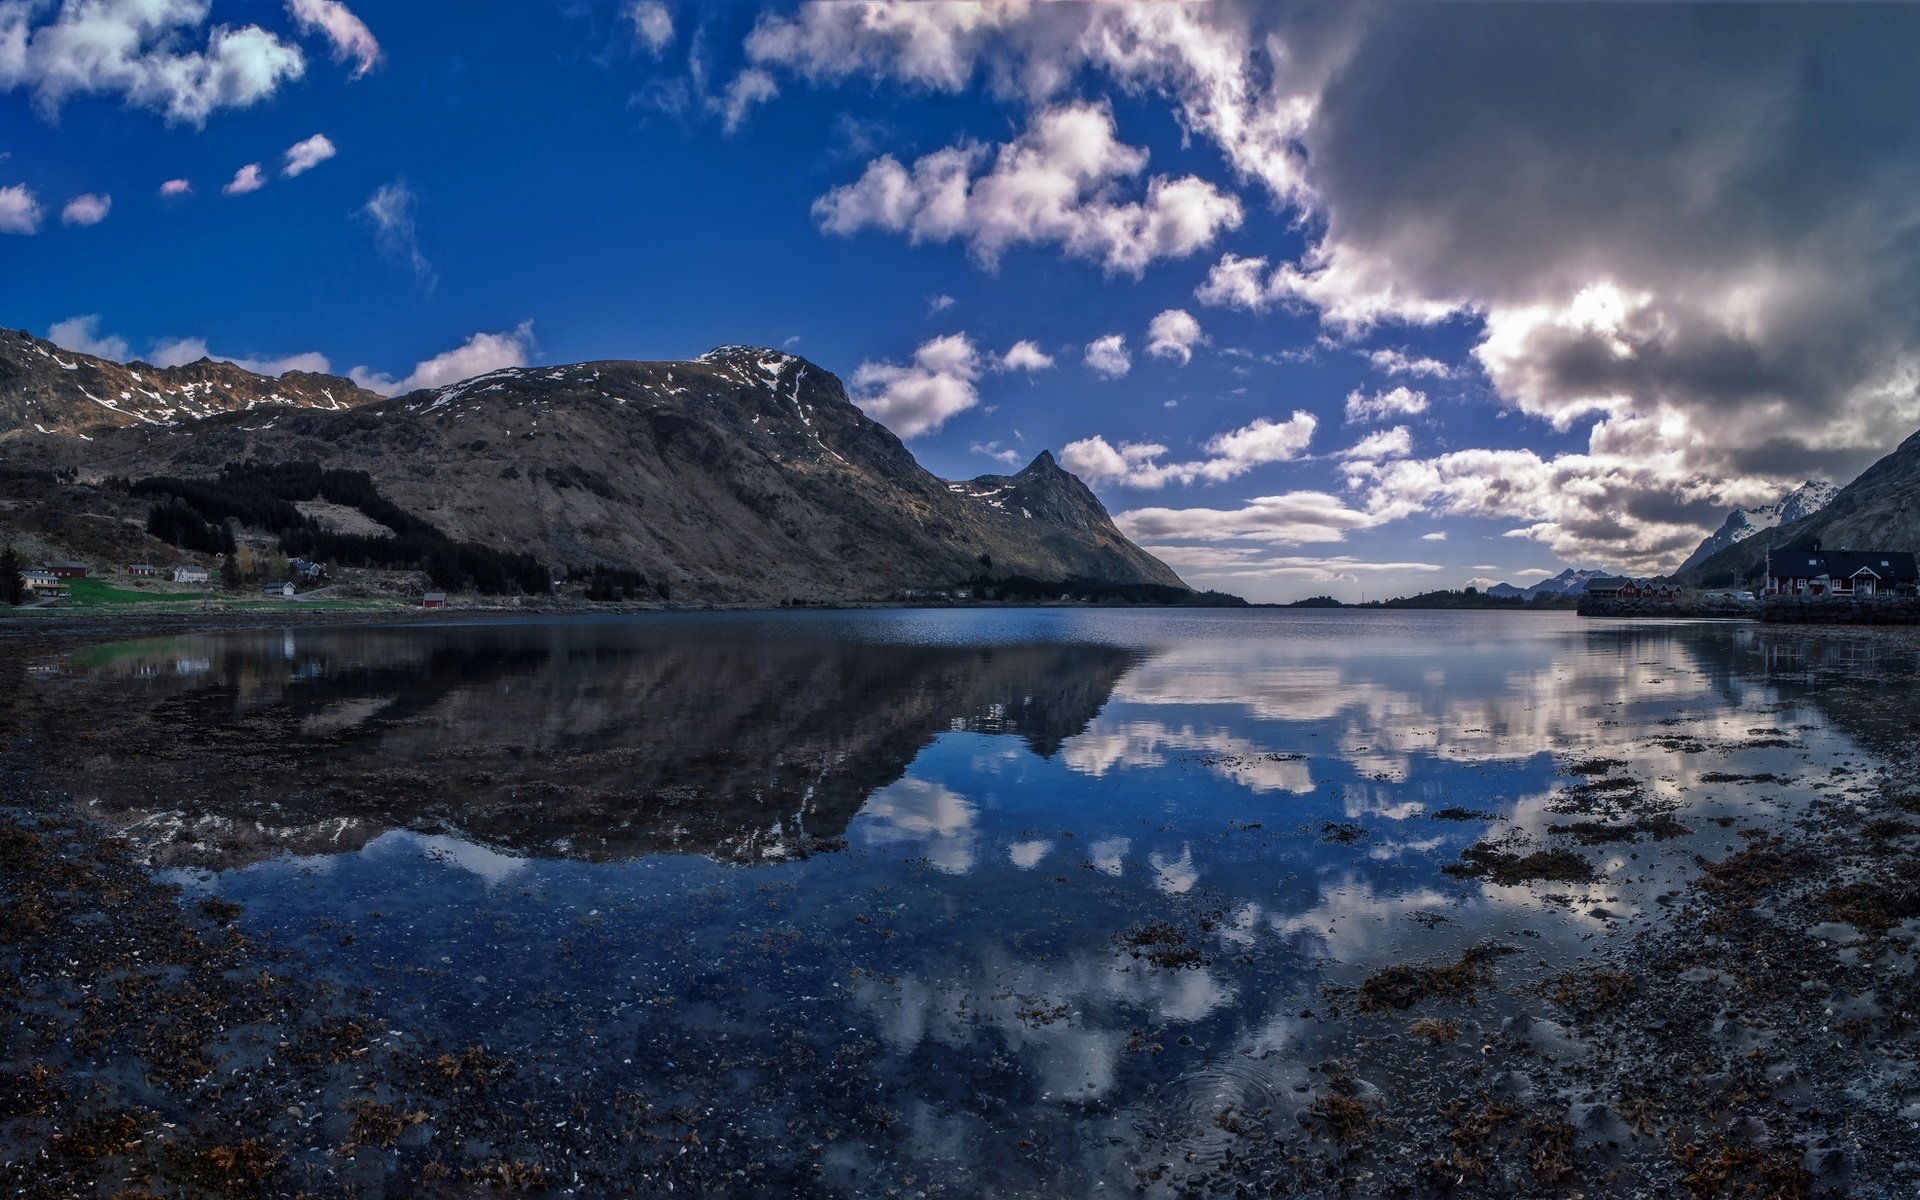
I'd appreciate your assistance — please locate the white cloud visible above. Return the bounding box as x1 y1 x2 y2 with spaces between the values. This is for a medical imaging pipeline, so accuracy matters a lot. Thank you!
349 322 537 395
1195 248 1461 331
149 336 331 377
282 133 336 177
59 191 108 226
360 180 433 285
286 0 379 79
1366 347 1453 378
47 314 126 360
158 178 191 197
1336 425 1412 460
813 101 1242 276
223 163 266 195
926 293 955 314
1083 333 1130 380
970 439 1022 466
0 182 41 233
717 67 777 133
995 339 1054 373
1118 490 1386 546
1144 308 1204 365
1512 567 1555 579
849 332 984 438
1344 385 1427 423
1420 531 1447 542
1147 546 1444 583
0 0 306 125
625 1 674 56
1061 411 1316 489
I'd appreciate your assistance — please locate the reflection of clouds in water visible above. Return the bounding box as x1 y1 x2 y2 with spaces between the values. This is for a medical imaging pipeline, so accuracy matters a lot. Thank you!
1267 876 1454 963
1367 835 1448 861
1008 839 1051 869
1088 837 1130 876
1150 845 1198 895
853 777 979 875
1341 782 1426 821
1062 720 1313 795
854 947 1237 1102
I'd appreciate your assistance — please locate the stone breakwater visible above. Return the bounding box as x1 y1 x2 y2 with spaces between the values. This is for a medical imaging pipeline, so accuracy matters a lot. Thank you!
1761 595 1920 624
1576 597 1757 619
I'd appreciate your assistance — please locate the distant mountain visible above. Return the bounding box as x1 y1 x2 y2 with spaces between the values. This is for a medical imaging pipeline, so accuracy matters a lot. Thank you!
1676 431 1920 588
1676 479 1838 573
0 343 1185 603
0 327 381 439
1485 567 1615 599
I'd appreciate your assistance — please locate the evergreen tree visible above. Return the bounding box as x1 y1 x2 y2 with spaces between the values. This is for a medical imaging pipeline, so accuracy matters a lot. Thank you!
0 545 23 606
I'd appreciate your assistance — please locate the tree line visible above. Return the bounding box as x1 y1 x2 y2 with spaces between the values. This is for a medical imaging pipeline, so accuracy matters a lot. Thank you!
122 461 551 595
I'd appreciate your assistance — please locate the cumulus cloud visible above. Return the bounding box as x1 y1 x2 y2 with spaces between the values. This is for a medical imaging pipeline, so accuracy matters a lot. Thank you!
1083 333 1130 380
149 336 330 377
1061 411 1316 489
223 163 266 195
282 133 336 177
349 322 537 395
158 178 191 197
47 314 126 360
1337 426 1411 460
1344 385 1427 424
926 293 955 314
1145 308 1204 365
1366 347 1453 378
360 180 433 285
0 182 41 233
813 101 1242 276
286 0 379 79
59 192 108 226
849 332 984 438
995 340 1053 372
0 0 306 124
626 1 674 55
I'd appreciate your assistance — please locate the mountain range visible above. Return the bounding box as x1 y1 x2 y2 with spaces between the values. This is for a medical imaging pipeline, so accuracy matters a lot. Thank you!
1676 480 1839 574
0 330 1183 603
1483 567 1615 599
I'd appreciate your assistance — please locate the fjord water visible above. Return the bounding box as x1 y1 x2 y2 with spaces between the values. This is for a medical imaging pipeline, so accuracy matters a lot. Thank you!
30 610 1909 1193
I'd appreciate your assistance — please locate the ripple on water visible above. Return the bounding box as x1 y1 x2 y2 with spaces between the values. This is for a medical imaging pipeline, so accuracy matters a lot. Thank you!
1140 1051 1309 1169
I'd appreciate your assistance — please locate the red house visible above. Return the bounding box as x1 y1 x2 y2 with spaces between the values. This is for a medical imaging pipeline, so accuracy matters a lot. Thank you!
46 561 88 579
127 563 158 577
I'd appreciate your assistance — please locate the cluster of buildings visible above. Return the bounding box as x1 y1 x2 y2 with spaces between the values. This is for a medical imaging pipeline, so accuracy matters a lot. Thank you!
15 559 213 595
1580 541 1918 606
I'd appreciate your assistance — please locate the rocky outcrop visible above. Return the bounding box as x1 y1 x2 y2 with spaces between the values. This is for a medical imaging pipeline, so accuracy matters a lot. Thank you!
0 327 381 439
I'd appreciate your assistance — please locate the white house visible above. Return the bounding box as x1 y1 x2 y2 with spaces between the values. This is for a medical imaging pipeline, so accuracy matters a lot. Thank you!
172 565 210 584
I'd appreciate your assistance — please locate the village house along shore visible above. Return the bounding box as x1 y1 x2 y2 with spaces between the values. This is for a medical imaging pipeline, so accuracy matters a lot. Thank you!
1579 542 1920 623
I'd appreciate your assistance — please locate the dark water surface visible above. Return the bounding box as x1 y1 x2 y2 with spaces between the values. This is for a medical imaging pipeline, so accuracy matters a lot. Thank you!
26 609 1918 1194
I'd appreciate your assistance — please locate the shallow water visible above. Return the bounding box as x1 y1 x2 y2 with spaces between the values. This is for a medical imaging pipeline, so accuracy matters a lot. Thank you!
26 609 1920 1194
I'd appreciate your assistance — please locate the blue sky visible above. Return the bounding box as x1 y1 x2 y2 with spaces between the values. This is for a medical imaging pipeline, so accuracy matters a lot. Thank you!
6 2 1918 601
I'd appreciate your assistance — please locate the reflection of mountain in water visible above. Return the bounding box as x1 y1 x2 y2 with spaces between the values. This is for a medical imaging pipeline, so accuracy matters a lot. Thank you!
30 625 1142 867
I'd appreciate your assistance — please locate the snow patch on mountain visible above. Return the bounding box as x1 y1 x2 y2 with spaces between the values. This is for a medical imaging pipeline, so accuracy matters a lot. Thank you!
1677 480 1838 573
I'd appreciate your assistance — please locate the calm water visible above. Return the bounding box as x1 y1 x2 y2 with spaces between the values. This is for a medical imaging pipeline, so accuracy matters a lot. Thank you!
28 609 1918 1195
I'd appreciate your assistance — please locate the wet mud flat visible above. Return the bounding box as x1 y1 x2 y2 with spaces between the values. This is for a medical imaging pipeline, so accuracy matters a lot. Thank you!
4 618 1920 1197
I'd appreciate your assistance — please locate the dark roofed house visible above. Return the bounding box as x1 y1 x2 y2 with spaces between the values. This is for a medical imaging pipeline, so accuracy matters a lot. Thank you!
45 561 88 579
261 581 295 599
127 563 158 577
1766 543 1919 597
421 592 448 609
1583 576 1631 597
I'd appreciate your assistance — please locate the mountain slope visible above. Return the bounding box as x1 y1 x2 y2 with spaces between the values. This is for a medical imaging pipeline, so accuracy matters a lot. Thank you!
1676 432 1920 587
1676 480 1838 573
0 327 382 439
2 344 1184 602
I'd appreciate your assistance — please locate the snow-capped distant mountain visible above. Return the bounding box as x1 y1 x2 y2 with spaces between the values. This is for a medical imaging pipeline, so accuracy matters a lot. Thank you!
1484 567 1616 599
1677 480 1839 573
